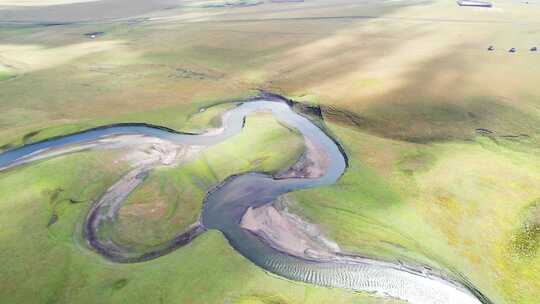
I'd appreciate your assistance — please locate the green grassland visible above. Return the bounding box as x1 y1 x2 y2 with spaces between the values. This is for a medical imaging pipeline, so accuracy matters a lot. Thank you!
0 113 402 304
287 120 540 304
1 0 540 303
0 71 13 81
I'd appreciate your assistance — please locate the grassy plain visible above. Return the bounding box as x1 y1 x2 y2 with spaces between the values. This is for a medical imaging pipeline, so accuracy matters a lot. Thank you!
0 112 395 304
1 0 540 303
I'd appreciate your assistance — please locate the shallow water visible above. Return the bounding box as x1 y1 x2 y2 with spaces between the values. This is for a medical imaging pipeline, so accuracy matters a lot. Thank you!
0 99 488 304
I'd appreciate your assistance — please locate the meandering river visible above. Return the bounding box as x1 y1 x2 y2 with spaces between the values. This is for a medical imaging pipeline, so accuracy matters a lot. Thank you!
0 96 491 304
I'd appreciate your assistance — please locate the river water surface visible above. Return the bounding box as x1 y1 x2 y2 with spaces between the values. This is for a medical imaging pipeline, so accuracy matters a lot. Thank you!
0 98 490 304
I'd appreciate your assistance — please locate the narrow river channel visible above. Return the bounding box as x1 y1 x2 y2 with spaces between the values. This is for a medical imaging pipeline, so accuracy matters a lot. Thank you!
0 96 491 304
